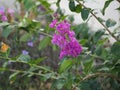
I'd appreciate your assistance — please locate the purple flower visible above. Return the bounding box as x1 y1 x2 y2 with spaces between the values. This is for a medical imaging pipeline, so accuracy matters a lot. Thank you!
27 41 34 47
39 34 44 40
52 34 67 48
50 19 82 59
7 8 14 16
38 5 46 11
1 15 7 21
49 19 57 28
59 39 82 59
56 20 70 34
22 50 29 55
0 7 7 22
0 7 5 15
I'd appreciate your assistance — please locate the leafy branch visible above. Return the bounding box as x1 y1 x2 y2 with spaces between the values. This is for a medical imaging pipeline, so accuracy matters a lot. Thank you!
75 0 119 41
0 67 57 79
0 56 53 73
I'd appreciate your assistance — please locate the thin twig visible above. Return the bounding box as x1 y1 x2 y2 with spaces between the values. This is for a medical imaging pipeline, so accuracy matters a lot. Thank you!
117 0 120 3
75 0 119 41
39 31 52 38
81 72 120 82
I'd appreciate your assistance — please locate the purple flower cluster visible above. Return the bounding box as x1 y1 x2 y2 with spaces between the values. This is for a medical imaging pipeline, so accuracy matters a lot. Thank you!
49 20 82 59
0 7 14 22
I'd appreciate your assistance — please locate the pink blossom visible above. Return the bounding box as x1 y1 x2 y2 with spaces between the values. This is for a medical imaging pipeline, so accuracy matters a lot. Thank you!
1 15 7 21
56 20 70 35
52 34 67 48
50 19 82 59
49 19 57 28
7 8 14 16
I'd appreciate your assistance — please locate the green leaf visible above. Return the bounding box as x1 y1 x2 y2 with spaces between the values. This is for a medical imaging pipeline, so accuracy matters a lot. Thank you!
17 54 31 62
111 42 120 57
68 15 74 22
22 67 39 77
69 0 76 12
102 0 113 15
60 15 68 21
97 38 108 45
75 23 90 38
0 67 6 71
106 19 116 27
101 48 109 60
2 26 12 38
83 59 93 74
79 79 102 90
111 63 120 73
56 0 61 7
81 8 90 21
51 79 65 90
97 17 105 23
59 59 73 73
38 0 52 12
2 62 8 68
79 39 88 45
9 72 20 80
29 57 46 64
38 36 51 50
0 22 9 26
95 45 103 56
110 79 120 90
75 4 82 13
23 0 34 10
20 33 32 42
93 30 105 43
43 73 53 81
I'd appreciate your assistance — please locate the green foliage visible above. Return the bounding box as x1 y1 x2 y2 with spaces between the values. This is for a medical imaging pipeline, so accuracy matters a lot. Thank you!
38 36 51 50
69 0 82 13
75 23 90 38
17 54 31 62
93 29 105 43
69 0 76 12
0 0 120 90
23 0 35 10
20 33 32 42
82 59 93 74
75 4 82 13
9 72 20 80
2 26 13 38
81 8 90 21
0 22 9 26
102 0 113 15
111 41 120 57
106 18 117 27
79 79 102 90
51 79 65 90
59 59 73 73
